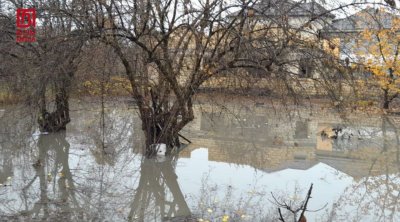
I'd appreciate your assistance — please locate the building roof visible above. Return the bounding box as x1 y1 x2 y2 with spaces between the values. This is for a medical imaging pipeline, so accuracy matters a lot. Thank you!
234 0 335 19
327 7 397 33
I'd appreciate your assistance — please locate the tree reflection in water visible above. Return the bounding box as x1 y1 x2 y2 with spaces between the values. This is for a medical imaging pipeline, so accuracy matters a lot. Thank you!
20 131 83 221
128 157 191 222
2 102 400 221
323 115 400 221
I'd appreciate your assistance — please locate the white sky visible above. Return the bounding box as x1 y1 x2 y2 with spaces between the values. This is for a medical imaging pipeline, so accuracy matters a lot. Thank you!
313 0 400 18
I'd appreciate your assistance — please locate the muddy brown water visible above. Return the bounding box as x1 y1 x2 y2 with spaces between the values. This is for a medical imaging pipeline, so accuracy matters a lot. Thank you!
0 98 399 221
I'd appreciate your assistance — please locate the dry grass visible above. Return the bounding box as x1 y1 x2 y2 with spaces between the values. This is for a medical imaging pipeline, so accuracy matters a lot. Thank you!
0 91 22 105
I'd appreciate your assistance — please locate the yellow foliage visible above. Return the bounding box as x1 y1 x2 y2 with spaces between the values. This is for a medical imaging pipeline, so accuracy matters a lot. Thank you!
323 38 340 57
81 76 132 96
357 19 400 95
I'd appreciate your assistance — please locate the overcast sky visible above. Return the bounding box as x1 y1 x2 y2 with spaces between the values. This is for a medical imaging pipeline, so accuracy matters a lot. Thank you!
313 0 400 18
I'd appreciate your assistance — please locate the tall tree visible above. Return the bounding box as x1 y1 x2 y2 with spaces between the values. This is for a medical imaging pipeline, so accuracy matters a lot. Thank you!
0 0 87 131
34 0 87 131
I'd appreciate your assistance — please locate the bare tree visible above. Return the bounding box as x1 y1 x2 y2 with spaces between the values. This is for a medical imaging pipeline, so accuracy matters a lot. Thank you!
0 0 87 131
72 0 261 155
33 0 88 132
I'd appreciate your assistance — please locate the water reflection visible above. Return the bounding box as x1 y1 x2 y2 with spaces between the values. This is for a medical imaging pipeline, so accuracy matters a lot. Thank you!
324 115 400 221
0 104 192 222
129 158 191 222
20 132 82 221
0 146 12 186
180 101 400 221
1 100 400 221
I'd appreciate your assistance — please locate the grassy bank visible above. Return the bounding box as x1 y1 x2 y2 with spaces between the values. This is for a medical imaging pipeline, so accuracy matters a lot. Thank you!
0 76 391 114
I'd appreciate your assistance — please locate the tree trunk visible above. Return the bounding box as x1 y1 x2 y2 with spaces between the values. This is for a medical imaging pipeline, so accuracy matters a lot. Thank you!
383 88 390 109
38 81 71 132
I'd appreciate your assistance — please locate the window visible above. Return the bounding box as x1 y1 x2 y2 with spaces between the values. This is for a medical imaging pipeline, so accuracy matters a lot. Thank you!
294 121 309 139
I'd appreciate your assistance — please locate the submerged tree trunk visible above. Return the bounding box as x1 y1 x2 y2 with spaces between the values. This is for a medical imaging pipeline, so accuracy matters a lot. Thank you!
141 115 180 156
38 79 71 132
140 99 193 157
109 42 194 157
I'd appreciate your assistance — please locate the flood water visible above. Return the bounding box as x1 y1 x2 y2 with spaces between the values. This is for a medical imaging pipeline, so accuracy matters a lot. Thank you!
0 97 399 222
